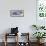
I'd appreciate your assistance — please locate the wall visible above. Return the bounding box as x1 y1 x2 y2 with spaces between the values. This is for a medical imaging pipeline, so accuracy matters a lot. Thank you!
0 0 36 42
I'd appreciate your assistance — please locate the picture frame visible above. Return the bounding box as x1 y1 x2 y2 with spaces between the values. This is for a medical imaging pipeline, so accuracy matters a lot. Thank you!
37 0 46 18
10 10 24 17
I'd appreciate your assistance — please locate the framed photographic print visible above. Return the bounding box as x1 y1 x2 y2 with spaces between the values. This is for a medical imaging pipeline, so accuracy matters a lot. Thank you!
10 10 24 17
37 0 46 18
